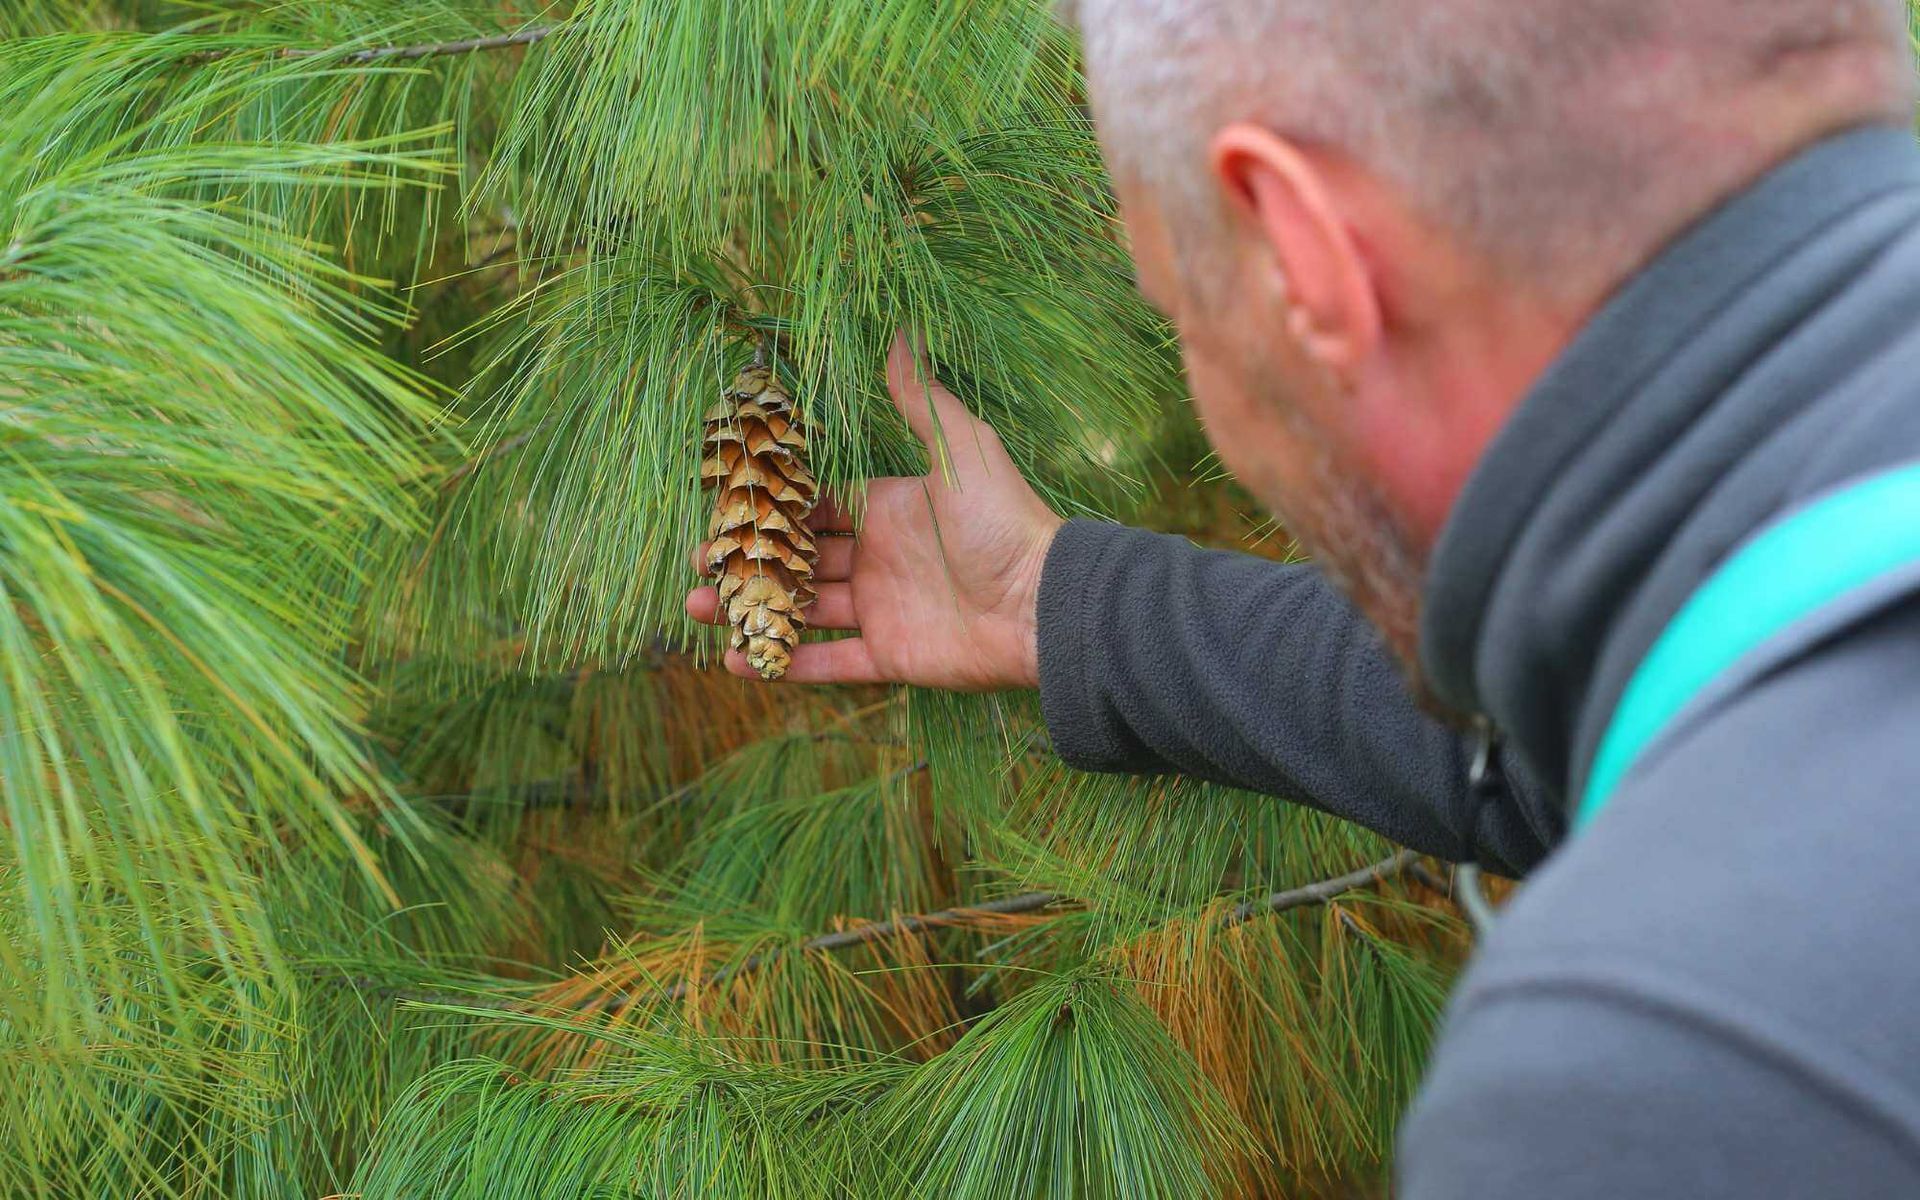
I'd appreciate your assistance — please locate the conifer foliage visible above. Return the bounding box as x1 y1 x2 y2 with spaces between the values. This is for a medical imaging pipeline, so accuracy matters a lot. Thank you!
1 4 1468 1197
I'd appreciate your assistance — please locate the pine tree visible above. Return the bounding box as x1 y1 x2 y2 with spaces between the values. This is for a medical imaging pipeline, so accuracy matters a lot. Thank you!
1 5 1471 1196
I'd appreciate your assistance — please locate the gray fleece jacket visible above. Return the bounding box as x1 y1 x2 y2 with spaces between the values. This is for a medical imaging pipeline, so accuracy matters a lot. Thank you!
1035 125 1920 1197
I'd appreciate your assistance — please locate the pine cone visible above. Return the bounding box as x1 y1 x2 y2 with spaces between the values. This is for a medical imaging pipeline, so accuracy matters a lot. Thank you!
700 363 817 680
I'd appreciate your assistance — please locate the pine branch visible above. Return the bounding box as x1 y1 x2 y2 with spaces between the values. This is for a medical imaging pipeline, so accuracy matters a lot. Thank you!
326 26 558 62
187 24 559 66
645 883 1057 1008
353 890 1045 1013
1406 860 1453 897
352 847 1419 1013
439 422 551 491
659 846 1415 996
417 775 600 813
1220 849 1419 928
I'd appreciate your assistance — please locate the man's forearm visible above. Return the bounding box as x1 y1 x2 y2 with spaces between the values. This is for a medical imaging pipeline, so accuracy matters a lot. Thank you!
1036 520 1559 874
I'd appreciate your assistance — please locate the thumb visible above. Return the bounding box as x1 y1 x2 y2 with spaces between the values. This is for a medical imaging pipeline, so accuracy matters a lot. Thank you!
886 331 975 455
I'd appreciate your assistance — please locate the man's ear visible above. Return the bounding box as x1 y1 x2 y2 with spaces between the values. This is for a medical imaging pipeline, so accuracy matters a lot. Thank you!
1209 124 1383 373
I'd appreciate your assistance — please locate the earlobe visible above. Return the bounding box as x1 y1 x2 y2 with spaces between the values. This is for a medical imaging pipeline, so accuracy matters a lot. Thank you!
1208 124 1383 373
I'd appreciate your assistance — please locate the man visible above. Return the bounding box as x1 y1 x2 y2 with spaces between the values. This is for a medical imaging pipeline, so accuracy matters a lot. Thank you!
689 1 1920 1193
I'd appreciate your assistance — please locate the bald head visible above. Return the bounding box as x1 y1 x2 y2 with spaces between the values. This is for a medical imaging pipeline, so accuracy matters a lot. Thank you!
1074 0 1914 303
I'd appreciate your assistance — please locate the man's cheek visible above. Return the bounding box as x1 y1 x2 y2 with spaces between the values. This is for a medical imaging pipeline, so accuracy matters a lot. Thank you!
1180 350 1242 430
1183 354 1281 483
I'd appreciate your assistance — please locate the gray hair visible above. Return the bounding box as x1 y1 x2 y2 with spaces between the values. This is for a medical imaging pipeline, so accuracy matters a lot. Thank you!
1071 0 1914 300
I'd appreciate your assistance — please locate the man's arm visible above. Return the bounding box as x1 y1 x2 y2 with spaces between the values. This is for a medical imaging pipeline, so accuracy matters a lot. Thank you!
687 337 1557 873
1039 520 1557 874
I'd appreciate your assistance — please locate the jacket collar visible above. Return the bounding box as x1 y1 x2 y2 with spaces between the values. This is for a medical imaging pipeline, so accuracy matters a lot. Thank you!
1420 124 1920 803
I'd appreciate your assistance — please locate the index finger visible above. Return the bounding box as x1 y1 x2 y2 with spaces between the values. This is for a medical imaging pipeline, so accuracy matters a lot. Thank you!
885 331 976 452
811 492 855 534
723 638 886 685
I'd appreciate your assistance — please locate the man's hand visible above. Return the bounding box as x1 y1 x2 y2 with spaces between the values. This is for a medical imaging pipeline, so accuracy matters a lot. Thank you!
686 334 1063 689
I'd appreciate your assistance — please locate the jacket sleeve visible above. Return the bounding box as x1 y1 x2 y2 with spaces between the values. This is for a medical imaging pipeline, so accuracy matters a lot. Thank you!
1035 520 1560 875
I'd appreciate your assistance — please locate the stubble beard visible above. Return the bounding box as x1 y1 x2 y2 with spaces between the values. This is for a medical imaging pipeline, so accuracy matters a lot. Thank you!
1166 237 1464 722
1263 408 1464 724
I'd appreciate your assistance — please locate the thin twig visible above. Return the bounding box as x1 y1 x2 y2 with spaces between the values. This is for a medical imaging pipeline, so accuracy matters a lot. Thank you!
1332 907 1394 967
1405 860 1453 897
648 843 1417 1005
440 422 551 491
335 847 1422 1013
1334 908 1368 937
1221 849 1419 928
644 885 1058 1008
187 24 560 66
414 776 599 813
